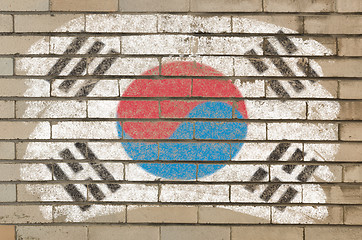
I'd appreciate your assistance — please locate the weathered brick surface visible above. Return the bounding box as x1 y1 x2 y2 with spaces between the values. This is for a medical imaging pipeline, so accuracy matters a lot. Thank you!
336 0 362 12
54 205 126 222
0 0 49 11
0 101 14 118
0 184 16 202
0 205 51 223
0 58 13 76
232 226 303 240
50 0 118 11
315 59 362 77
127 205 198 223
340 123 362 141
338 38 362 56
15 15 84 32
344 165 362 182
304 16 362 34
0 0 362 238
190 0 262 12
338 101 362 120
199 206 270 224
0 122 50 139
314 185 362 204
334 143 362 162
161 226 230 240
0 79 48 97
0 164 52 181
344 206 362 225
264 0 335 12
0 225 15 240
305 227 362 240
0 142 15 159
120 0 189 12
0 36 49 55
339 81 362 99
0 15 13 32
17 226 87 240
89 226 159 240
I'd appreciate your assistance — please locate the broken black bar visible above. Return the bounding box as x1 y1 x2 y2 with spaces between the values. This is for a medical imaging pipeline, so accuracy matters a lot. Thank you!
282 148 305 174
75 50 118 97
46 163 90 211
75 142 120 193
86 178 106 201
260 177 282 202
275 30 298 54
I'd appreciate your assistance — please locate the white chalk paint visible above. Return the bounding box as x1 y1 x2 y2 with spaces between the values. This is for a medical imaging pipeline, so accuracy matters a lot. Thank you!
20 15 340 223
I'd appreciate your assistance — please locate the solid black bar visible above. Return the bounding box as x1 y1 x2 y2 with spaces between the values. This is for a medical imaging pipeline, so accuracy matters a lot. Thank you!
282 148 305 174
268 80 291 98
69 59 87 76
267 143 291 161
264 40 305 92
59 148 83 173
275 186 298 211
46 163 90 211
75 142 120 193
260 177 282 202
86 178 106 201
47 163 68 181
245 167 268 193
89 163 121 192
59 41 105 93
275 30 298 54
297 160 318 182
245 49 269 74
47 37 87 78
57 60 85 92
264 40 294 76
75 142 96 160
92 51 118 75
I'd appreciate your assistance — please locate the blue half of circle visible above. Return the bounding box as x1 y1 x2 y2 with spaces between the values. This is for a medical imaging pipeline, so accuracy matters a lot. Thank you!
118 101 247 180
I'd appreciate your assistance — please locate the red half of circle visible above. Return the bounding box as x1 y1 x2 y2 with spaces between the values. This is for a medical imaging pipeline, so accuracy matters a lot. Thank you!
118 61 248 139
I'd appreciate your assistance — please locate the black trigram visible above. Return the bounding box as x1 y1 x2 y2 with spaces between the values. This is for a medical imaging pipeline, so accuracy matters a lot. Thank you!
47 37 117 97
47 143 120 211
45 37 120 210
245 30 319 98
246 143 318 211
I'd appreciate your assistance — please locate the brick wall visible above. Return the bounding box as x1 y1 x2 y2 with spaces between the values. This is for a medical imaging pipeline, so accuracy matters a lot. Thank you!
0 0 362 239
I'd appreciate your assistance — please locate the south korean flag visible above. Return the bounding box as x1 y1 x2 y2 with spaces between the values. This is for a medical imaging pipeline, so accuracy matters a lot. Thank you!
19 14 339 223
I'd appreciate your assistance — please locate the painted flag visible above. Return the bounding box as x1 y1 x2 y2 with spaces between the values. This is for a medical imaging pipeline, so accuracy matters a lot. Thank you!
19 14 340 223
